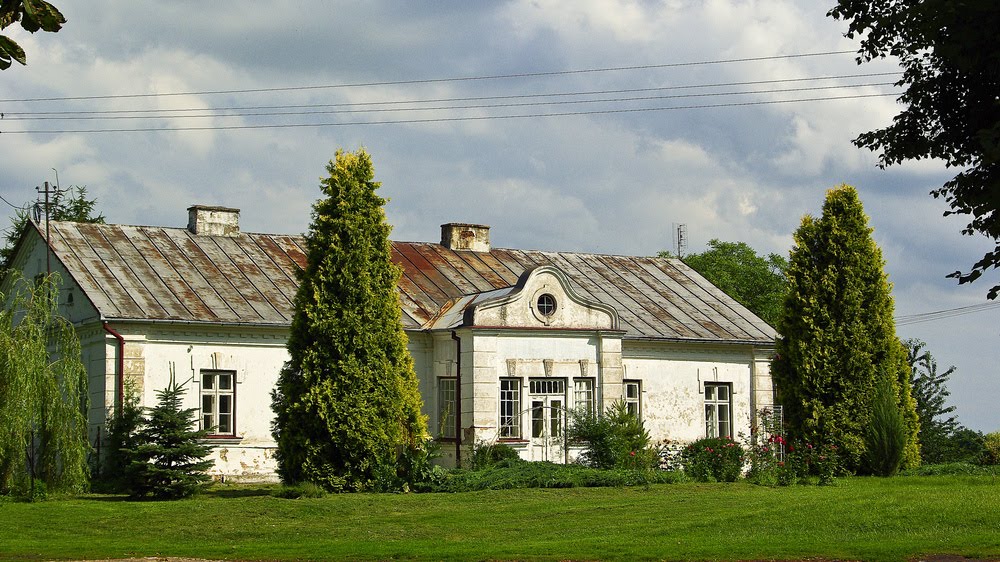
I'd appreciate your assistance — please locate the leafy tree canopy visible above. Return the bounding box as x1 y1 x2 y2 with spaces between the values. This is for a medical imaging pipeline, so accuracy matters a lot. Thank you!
671 239 788 328
0 0 65 69
829 0 1000 299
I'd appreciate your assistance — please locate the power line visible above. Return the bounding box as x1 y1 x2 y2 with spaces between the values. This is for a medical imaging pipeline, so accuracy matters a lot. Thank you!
3 72 899 117
2 82 898 122
895 301 1000 326
0 50 858 104
0 92 896 134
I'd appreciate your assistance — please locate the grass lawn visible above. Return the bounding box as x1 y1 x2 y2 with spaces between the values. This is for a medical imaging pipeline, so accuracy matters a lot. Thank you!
1 474 998 561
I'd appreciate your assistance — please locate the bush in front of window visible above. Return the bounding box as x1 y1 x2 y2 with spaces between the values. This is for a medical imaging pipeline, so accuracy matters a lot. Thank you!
468 442 522 471
682 436 744 482
125 377 214 500
568 400 657 471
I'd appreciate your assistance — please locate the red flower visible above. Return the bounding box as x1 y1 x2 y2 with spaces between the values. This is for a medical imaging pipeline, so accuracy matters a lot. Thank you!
630 450 636 457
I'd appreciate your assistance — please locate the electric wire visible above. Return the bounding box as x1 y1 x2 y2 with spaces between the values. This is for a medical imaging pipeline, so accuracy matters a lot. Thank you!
2 82 898 122
0 49 858 104
3 72 900 117
895 301 1000 326
0 92 896 134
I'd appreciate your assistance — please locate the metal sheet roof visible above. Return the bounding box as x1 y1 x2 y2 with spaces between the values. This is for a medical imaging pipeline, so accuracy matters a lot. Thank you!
40 221 776 343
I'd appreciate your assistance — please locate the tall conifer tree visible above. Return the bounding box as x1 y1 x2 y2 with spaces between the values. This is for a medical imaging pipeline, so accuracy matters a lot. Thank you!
772 185 920 472
271 148 426 491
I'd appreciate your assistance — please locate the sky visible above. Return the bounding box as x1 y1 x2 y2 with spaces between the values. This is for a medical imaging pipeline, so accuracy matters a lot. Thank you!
1 1 997 432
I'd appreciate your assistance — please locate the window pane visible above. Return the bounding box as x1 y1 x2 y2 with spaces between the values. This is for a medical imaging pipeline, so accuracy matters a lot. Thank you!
705 385 714 400
203 373 214 390
531 401 544 438
219 374 232 390
550 400 562 437
718 385 729 400
203 395 214 415
220 394 232 415
218 413 232 434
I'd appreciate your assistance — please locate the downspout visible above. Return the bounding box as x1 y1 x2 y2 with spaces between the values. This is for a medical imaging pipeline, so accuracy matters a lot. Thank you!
103 322 125 411
451 330 462 468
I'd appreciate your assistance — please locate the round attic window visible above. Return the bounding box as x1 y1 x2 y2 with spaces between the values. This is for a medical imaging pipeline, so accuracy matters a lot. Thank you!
536 293 557 317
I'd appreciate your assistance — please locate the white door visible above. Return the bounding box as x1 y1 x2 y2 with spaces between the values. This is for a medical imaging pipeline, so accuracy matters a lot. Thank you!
528 378 566 462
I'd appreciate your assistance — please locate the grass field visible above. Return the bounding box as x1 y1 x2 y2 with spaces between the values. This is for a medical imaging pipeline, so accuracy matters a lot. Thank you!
1 474 998 561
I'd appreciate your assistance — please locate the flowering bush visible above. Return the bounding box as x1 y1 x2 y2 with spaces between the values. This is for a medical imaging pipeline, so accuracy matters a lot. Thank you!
682 436 744 482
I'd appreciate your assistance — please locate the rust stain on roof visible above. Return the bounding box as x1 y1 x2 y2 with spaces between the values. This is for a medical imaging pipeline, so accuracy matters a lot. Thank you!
42 221 775 343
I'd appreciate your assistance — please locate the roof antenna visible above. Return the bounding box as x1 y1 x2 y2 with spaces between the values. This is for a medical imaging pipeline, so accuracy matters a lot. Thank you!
672 223 687 259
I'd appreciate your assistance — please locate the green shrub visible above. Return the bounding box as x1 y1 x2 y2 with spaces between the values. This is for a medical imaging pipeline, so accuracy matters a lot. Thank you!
982 432 1000 465
569 400 656 470
863 376 907 477
468 442 522 471
682 437 744 482
901 462 1000 477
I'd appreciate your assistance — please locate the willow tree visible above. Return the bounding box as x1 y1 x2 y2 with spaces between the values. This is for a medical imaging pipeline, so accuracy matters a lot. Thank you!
0 274 89 496
772 185 920 472
271 148 426 492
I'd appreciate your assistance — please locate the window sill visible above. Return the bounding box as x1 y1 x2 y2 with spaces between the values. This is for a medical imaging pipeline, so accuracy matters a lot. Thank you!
201 435 243 446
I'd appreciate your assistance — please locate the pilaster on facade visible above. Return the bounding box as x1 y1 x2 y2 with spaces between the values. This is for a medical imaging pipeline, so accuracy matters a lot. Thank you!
597 334 624 411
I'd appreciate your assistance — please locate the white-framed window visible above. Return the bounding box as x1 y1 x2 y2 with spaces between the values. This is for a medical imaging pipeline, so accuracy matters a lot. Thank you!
574 377 595 413
438 377 457 439
705 382 732 438
499 378 522 439
624 379 641 419
201 370 235 436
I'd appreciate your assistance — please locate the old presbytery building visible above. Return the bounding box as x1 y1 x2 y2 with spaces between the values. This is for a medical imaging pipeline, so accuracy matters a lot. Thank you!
7 205 776 480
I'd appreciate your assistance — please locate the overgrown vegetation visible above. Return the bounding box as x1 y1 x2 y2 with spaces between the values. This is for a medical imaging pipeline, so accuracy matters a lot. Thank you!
271 148 427 492
864 376 908 476
0 274 89 499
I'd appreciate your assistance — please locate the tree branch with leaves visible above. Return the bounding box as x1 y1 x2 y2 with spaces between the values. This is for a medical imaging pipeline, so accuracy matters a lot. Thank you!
0 0 65 70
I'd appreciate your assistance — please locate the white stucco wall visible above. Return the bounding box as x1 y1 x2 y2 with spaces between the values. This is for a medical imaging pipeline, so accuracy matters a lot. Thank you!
623 341 774 444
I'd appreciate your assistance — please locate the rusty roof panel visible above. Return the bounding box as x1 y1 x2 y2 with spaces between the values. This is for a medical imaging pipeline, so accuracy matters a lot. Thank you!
43 221 775 342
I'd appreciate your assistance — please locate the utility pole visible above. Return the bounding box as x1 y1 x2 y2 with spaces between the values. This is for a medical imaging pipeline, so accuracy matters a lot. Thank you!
35 180 65 277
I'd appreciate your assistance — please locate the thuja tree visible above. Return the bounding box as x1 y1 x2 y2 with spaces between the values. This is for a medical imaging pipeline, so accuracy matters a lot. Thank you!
0 274 89 497
271 148 427 492
772 185 920 472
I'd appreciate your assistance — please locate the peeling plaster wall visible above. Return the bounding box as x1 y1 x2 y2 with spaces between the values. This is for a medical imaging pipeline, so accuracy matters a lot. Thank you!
623 341 775 444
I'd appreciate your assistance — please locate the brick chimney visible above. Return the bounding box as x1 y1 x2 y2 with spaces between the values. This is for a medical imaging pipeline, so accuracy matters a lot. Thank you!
187 205 240 236
441 223 490 252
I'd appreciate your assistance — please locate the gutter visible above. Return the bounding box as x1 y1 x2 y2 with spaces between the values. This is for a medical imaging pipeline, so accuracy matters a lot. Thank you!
451 330 462 468
102 323 125 411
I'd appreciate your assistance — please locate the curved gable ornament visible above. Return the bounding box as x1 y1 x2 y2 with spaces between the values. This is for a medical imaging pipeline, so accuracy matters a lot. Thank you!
463 265 620 331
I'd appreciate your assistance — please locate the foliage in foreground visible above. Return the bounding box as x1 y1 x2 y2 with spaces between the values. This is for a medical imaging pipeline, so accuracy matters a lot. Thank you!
0 0 65 70
864 376 908 476
773 184 920 472
271 148 427 492
829 0 1000 299
0 274 89 498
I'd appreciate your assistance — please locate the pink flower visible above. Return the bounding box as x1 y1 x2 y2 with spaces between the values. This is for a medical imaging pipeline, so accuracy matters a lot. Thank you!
630 451 636 457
